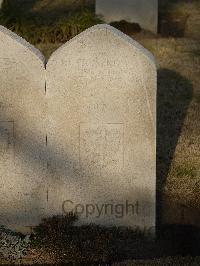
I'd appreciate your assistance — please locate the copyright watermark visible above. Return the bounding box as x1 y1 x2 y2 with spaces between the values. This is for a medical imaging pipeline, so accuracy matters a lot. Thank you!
62 200 139 219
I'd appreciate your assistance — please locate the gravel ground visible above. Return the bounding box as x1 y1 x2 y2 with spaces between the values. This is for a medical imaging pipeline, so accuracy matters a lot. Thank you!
0 226 30 261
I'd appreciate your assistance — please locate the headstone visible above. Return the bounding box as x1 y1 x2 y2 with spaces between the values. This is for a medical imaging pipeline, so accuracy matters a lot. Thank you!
46 24 156 232
96 0 158 34
0 26 46 232
0 24 156 233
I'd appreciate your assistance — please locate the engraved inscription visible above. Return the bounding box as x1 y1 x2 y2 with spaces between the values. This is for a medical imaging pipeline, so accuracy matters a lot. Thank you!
0 122 14 161
85 103 107 113
80 123 123 177
0 58 17 70
0 102 13 110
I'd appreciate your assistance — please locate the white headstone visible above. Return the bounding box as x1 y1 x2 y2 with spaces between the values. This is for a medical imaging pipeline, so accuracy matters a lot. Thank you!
46 25 156 232
0 24 156 233
0 26 46 232
96 0 158 34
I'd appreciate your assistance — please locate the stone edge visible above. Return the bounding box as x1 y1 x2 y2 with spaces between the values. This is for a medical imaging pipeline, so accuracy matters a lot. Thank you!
0 25 46 66
47 24 157 69
0 24 157 70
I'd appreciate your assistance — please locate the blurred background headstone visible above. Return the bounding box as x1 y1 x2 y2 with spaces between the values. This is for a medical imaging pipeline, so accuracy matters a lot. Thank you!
96 0 158 33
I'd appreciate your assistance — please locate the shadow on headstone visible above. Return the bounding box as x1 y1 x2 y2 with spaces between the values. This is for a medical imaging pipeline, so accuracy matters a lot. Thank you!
0 67 197 261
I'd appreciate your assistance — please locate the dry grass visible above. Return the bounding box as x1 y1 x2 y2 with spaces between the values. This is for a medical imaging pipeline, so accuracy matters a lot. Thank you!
133 37 200 227
159 0 200 38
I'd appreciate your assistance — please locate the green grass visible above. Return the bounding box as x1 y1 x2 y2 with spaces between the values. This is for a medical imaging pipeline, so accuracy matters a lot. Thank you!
0 0 102 44
174 164 198 179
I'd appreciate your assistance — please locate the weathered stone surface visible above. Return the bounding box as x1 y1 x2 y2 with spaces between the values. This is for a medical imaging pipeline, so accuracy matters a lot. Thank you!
0 24 156 232
96 0 158 33
0 26 46 232
46 25 156 231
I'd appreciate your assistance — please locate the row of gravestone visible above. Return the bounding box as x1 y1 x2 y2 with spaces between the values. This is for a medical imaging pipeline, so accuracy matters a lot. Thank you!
0 24 156 234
